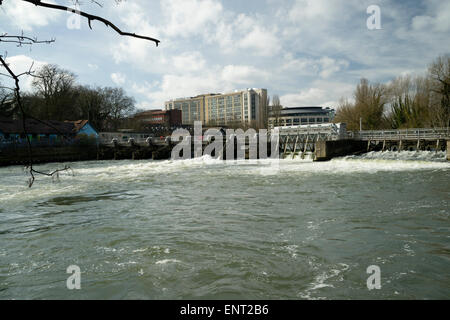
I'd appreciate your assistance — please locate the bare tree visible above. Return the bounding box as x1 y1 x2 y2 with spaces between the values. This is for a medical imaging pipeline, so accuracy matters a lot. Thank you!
270 94 283 127
30 64 77 120
428 55 450 128
102 87 136 131
0 0 160 186
334 79 388 131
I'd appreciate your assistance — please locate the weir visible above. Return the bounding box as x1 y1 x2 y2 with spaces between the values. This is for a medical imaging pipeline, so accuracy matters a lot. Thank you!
276 125 450 161
1 125 449 166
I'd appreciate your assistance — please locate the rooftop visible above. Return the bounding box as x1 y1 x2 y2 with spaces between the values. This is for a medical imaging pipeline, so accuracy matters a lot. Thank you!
0 119 91 135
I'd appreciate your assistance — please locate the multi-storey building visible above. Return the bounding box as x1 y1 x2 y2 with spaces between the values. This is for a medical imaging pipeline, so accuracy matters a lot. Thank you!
268 106 335 129
165 89 268 128
164 95 207 126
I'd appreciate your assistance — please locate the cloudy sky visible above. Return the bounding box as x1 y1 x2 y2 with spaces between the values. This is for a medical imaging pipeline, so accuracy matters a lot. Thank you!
1 0 449 110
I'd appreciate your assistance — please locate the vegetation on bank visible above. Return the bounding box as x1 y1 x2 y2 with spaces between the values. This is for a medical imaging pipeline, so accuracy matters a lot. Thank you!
334 55 450 131
0 64 138 132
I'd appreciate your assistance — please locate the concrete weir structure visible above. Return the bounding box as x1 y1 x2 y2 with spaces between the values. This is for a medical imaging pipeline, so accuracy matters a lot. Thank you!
100 125 450 162
314 140 367 161
448 140 450 161
277 125 450 161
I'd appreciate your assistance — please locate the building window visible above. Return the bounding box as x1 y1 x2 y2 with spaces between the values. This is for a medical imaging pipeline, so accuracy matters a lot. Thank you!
317 118 323 123
251 94 256 120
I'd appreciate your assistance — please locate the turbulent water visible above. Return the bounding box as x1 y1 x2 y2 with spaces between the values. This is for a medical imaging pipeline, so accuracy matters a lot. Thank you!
0 151 449 300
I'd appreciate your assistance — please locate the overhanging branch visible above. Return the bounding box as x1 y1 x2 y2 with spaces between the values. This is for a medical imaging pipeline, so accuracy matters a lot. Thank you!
21 0 160 46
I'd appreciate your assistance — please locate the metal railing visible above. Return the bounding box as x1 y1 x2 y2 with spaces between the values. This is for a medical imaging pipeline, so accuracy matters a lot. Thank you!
355 127 450 141
276 123 348 141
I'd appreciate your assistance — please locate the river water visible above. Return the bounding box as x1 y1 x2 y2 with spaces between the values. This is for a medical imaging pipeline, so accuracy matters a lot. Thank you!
0 151 449 300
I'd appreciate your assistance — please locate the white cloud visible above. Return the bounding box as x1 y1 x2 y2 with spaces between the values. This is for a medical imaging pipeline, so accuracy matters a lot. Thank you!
411 1 450 32
287 0 356 27
280 80 354 108
3 0 445 115
236 25 280 57
172 52 206 72
88 64 99 70
318 57 349 79
2 0 61 31
221 65 268 85
111 72 126 85
131 63 269 109
281 54 349 79
2 55 47 92
161 0 223 38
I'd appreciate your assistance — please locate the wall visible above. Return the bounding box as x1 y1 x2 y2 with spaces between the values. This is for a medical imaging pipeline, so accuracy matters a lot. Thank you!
315 140 367 161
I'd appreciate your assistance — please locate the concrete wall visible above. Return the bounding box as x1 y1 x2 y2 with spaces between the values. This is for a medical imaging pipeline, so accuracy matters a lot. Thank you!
0 145 98 166
315 140 367 161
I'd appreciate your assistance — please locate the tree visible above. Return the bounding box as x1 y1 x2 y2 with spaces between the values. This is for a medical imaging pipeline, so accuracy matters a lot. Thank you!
73 85 108 131
334 98 359 129
270 94 283 127
334 79 388 131
31 64 77 120
387 75 431 129
0 85 14 118
428 55 450 127
0 0 160 186
102 87 136 131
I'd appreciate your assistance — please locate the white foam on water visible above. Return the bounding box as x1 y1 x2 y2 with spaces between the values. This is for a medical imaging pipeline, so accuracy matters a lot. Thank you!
0 152 448 205
299 263 350 300
155 259 181 265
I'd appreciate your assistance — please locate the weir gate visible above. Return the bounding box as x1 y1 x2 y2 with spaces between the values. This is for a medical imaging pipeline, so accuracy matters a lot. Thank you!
277 125 450 161
97 125 450 162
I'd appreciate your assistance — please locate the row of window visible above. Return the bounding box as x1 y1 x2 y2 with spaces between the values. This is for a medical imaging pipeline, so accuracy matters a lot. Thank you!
269 117 331 126
207 94 245 123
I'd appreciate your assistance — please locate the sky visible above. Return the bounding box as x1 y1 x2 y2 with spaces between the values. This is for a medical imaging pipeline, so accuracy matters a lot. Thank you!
0 0 449 110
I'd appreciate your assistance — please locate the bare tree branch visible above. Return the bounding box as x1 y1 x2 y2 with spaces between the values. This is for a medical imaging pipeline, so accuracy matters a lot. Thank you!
0 33 56 46
0 1 161 186
0 55 72 187
21 0 160 46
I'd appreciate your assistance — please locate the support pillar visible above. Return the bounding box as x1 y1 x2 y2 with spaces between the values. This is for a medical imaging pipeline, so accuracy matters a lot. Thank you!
447 140 450 161
302 135 309 159
292 136 299 159
283 136 289 158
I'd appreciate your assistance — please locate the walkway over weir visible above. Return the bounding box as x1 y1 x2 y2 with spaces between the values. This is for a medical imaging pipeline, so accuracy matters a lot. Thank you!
354 127 450 141
276 125 450 159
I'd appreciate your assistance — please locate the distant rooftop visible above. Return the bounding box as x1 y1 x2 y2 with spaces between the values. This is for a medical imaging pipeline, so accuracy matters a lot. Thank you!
166 88 267 102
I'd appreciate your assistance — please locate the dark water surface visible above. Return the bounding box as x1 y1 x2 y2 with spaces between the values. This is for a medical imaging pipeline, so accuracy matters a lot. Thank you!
0 151 449 299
